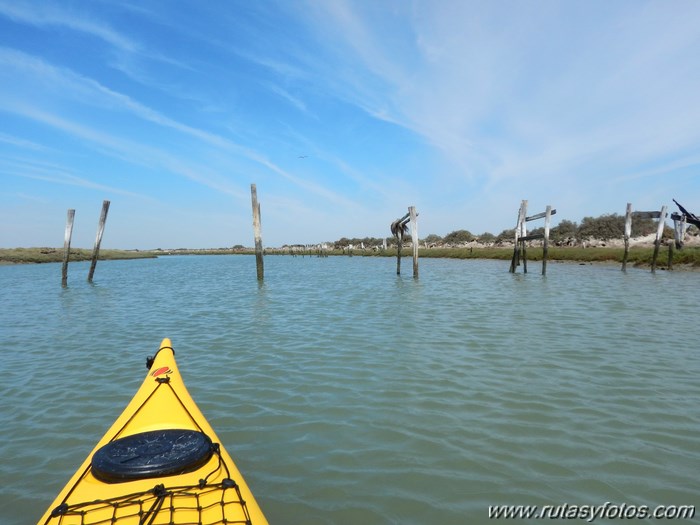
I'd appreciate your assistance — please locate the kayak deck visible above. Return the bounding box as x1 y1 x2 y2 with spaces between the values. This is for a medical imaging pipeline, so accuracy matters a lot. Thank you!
46 479 252 524
38 338 268 525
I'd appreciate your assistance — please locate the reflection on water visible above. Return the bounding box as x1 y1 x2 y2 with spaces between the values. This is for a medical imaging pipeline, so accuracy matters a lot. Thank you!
1 256 699 524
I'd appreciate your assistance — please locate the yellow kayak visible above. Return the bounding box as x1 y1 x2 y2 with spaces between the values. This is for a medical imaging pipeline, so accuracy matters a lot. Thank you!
38 338 268 525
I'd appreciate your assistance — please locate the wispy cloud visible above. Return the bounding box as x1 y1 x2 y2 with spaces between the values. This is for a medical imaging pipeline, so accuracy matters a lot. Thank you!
0 1 136 51
266 83 308 114
300 1 700 185
1 155 148 198
2 1 699 247
0 48 357 207
0 132 50 151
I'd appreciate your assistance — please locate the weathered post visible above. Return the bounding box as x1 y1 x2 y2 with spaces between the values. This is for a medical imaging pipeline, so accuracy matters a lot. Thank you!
672 213 688 249
510 200 527 273
651 205 667 273
250 184 264 280
88 200 110 283
542 205 552 276
390 212 411 275
409 206 418 279
62 209 75 287
622 203 632 271
396 239 402 274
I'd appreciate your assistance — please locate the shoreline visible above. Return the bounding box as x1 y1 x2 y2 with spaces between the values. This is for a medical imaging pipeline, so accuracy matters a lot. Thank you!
2 243 699 270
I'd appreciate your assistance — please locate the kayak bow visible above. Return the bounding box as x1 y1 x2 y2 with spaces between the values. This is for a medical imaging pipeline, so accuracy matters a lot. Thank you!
38 338 268 525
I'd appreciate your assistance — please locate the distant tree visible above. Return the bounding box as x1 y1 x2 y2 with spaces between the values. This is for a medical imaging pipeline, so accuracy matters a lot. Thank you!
334 237 351 249
550 220 578 242
443 229 474 244
423 234 443 245
529 226 544 238
578 214 625 240
477 232 496 243
495 229 515 243
630 217 658 237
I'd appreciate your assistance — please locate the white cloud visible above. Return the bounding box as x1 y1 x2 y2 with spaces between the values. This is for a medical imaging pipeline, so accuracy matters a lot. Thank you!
0 0 136 51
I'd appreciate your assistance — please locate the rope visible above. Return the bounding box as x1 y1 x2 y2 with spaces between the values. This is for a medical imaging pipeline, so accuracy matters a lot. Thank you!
49 479 252 525
146 345 175 370
45 350 253 525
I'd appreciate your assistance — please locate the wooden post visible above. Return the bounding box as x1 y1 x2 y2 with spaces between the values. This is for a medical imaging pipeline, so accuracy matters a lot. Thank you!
250 184 264 280
672 212 688 249
510 200 527 273
88 200 110 283
62 209 75 287
409 206 418 279
651 205 667 273
542 205 552 276
396 233 403 275
391 212 409 275
510 203 521 272
622 203 632 271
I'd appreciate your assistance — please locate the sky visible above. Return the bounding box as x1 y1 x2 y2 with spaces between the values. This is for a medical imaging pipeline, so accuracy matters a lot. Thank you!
1 0 700 249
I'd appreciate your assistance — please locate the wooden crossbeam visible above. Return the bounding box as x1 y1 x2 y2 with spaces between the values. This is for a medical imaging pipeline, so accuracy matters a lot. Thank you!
519 233 545 242
526 209 557 222
632 211 661 219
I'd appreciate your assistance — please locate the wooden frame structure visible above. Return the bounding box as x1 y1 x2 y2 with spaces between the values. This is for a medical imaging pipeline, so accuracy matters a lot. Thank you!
509 200 556 275
622 203 667 273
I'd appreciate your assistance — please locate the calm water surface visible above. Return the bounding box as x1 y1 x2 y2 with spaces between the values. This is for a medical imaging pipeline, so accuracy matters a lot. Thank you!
1 255 698 524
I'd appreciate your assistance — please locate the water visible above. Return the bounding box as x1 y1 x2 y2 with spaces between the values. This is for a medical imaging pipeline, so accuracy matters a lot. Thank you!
1 255 698 524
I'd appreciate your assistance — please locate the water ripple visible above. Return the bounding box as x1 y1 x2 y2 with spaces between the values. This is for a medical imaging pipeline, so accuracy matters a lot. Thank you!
1 257 699 524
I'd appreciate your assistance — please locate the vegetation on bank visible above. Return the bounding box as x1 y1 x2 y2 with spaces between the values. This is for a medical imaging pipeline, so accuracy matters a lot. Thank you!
3 245 700 268
0 247 157 264
331 213 691 250
410 245 700 268
4 213 700 268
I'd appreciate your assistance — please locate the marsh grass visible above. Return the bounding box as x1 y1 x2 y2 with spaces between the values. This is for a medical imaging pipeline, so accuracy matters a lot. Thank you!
0 247 156 264
4 245 700 269
369 245 700 268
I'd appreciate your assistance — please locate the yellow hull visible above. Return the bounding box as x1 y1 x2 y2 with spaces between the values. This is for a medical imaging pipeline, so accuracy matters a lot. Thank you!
38 338 268 525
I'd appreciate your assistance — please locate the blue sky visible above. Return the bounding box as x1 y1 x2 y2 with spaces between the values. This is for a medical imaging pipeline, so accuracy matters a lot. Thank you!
1 1 699 249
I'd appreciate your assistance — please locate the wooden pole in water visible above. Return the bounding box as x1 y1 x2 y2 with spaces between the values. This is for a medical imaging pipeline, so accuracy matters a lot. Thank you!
392 212 410 275
672 213 688 249
396 235 402 275
62 209 75 287
409 206 418 279
520 201 527 273
510 200 526 273
251 184 264 280
520 201 528 273
622 203 632 271
88 200 110 283
542 205 552 276
651 205 667 273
